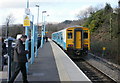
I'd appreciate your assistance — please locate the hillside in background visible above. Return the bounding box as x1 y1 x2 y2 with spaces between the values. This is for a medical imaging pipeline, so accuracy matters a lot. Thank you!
46 3 119 65
1 3 119 65
1 24 25 38
82 3 119 64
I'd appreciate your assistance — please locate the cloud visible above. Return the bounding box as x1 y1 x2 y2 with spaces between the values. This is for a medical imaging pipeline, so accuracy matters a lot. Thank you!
0 0 118 25
0 0 117 8
0 1 26 8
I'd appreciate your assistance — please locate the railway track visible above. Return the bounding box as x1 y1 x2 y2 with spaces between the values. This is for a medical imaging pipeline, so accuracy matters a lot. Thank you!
73 58 117 83
54 41 119 82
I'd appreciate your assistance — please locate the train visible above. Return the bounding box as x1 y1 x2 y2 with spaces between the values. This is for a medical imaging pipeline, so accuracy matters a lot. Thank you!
52 25 90 57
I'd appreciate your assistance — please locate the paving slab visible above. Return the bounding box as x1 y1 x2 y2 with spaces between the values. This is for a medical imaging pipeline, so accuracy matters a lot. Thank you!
15 41 60 82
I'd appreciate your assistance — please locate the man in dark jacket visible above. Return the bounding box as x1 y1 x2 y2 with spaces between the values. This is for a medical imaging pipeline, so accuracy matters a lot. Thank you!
2 37 7 71
8 35 29 83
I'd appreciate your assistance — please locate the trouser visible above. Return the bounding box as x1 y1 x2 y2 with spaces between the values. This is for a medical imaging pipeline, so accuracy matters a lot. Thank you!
2 56 5 71
8 62 28 83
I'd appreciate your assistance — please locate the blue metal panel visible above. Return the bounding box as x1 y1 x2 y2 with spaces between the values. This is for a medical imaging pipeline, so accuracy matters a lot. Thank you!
63 42 67 50
40 26 44 48
25 26 29 72
43 21 46 36
30 15 34 64
35 26 38 57
31 25 35 64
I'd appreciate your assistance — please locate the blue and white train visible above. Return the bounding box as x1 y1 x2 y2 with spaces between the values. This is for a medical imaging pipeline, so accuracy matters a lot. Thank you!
52 26 90 56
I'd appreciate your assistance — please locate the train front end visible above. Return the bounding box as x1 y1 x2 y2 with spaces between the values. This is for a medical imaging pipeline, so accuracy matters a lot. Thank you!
66 26 90 56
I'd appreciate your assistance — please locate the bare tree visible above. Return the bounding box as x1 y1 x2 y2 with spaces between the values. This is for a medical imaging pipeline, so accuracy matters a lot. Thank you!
77 10 88 20
94 4 104 12
77 5 104 20
5 14 15 38
87 6 95 14
76 6 94 20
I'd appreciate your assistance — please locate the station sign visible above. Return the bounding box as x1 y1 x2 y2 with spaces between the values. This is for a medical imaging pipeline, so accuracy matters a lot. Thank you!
102 47 106 50
23 15 30 26
25 8 30 15
45 31 48 34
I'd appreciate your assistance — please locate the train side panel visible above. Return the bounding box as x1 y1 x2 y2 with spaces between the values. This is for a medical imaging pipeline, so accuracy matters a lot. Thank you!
52 29 67 50
61 29 67 50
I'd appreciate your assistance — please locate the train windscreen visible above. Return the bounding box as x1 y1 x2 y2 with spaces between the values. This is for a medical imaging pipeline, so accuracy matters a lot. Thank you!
84 32 88 39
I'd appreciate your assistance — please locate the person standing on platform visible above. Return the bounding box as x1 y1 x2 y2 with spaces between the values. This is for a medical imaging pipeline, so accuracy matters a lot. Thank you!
45 36 48 42
2 37 7 71
8 35 29 83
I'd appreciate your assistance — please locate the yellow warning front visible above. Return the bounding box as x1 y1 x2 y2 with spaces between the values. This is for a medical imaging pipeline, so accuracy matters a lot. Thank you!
25 16 29 20
23 15 30 26
23 20 30 26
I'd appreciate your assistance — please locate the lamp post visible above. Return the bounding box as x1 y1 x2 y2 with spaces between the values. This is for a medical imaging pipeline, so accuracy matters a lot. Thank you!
6 22 9 38
42 11 47 22
118 0 120 34
35 5 40 34
36 5 39 26
110 13 112 40
43 14 49 36
110 9 118 40
118 0 120 8
40 11 46 48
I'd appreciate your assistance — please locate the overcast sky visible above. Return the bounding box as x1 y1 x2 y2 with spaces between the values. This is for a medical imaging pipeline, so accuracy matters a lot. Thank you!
0 0 118 25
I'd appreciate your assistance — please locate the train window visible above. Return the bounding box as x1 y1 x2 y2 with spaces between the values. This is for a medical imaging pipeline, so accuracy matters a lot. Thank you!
84 32 88 39
68 32 72 39
67 30 72 31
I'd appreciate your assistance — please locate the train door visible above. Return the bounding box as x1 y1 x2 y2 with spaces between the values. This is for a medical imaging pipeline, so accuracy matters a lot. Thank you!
74 28 83 49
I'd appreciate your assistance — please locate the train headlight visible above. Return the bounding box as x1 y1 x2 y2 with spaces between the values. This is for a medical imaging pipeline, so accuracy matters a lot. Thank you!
83 44 88 47
68 44 73 47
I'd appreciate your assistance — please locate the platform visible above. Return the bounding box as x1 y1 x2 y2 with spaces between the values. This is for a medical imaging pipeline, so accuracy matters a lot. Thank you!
3 39 91 82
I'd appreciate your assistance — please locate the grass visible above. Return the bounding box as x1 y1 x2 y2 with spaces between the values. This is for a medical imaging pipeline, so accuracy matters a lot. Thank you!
90 35 119 65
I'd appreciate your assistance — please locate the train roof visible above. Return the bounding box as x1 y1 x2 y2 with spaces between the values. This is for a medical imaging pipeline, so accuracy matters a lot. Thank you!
66 25 89 30
66 25 83 28
52 25 89 34
52 28 67 34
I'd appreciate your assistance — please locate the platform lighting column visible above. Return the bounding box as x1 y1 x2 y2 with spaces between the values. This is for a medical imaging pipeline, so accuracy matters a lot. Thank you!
36 5 40 34
35 5 39 56
118 0 120 69
25 0 29 73
110 13 112 40
40 11 46 48
43 14 49 36
118 0 120 33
